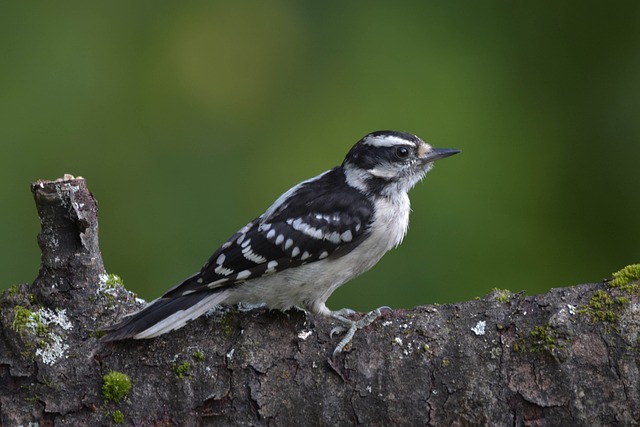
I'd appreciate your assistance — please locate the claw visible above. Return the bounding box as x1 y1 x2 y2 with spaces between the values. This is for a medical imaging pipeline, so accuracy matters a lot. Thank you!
329 306 389 356
333 323 358 355
330 325 346 338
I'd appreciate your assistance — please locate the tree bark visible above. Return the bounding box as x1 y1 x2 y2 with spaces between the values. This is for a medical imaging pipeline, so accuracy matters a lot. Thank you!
1 176 639 426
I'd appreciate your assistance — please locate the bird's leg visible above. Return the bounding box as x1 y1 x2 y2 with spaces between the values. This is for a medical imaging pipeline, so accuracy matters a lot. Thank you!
329 306 391 356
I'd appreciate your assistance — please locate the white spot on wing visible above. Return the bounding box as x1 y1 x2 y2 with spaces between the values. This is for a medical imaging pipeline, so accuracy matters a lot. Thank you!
216 254 226 265
289 217 325 240
341 230 353 242
209 278 230 286
319 251 328 259
309 226 323 239
301 251 311 260
285 239 293 250
236 270 251 280
267 260 278 269
291 247 300 257
215 265 234 276
327 231 341 244
260 223 272 231
242 245 267 264
275 234 285 245
266 229 276 239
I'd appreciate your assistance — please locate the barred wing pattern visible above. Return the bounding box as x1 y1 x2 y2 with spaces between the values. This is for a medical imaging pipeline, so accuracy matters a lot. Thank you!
162 167 373 299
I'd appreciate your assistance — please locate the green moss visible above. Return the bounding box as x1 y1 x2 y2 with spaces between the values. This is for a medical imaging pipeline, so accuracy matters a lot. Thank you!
7 284 20 296
172 361 191 379
12 306 33 335
609 264 640 292
111 410 124 424
617 296 630 305
20 383 39 402
441 358 450 367
193 351 205 362
581 289 620 323
104 274 124 288
492 288 512 303
12 306 47 337
588 290 613 311
41 376 56 389
530 325 556 352
512 342 524 352
102 371 131 403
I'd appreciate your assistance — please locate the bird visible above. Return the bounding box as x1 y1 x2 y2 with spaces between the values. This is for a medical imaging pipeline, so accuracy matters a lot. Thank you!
101 130 460 354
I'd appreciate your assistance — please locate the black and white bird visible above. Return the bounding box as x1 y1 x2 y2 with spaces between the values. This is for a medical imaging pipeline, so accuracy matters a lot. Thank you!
102 130 459 353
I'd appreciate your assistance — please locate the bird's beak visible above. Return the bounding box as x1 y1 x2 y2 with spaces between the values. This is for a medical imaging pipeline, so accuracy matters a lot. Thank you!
421 148 461 163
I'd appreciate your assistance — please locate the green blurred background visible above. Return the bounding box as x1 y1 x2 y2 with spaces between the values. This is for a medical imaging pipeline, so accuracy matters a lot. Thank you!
2 2 639 312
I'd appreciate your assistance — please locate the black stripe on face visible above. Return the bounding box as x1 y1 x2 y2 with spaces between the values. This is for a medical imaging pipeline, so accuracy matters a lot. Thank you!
344 143 417 172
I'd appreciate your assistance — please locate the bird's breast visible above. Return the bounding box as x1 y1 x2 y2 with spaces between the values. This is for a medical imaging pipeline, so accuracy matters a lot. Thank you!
368 192 411 251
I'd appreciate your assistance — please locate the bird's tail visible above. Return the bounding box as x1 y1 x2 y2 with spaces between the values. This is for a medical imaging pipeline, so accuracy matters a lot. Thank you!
100 288 229 342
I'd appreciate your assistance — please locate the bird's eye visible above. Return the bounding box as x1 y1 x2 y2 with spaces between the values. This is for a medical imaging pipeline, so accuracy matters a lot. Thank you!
395 146 411 159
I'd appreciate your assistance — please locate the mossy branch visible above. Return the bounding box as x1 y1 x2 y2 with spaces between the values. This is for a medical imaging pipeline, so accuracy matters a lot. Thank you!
1 176 639 426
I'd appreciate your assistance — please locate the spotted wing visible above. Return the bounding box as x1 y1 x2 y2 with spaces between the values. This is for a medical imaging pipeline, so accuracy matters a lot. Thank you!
162 167 373 298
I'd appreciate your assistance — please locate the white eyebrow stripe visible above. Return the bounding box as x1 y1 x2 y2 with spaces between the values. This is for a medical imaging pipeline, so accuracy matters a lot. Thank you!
363 135 415 148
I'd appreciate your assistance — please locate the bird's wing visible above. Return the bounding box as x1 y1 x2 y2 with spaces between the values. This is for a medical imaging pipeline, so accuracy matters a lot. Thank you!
162 168 373 298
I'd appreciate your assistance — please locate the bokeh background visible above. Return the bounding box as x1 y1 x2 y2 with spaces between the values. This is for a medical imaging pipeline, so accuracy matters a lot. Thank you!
2 2 639 312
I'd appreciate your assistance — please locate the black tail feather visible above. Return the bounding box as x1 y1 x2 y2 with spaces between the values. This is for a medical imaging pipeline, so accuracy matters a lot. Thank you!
100 291 225 342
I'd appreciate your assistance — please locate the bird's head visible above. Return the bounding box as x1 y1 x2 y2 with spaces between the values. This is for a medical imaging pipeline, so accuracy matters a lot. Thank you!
343 130 460 196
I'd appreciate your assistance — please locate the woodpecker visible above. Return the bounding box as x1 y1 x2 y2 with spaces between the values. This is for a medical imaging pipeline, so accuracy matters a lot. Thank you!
101 130 460 354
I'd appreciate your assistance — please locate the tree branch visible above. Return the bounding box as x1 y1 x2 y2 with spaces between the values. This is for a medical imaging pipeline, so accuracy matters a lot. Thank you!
1 176 639 426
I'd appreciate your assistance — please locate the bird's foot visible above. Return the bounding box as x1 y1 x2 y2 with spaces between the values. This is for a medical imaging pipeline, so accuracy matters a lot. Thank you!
329 306 391 356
